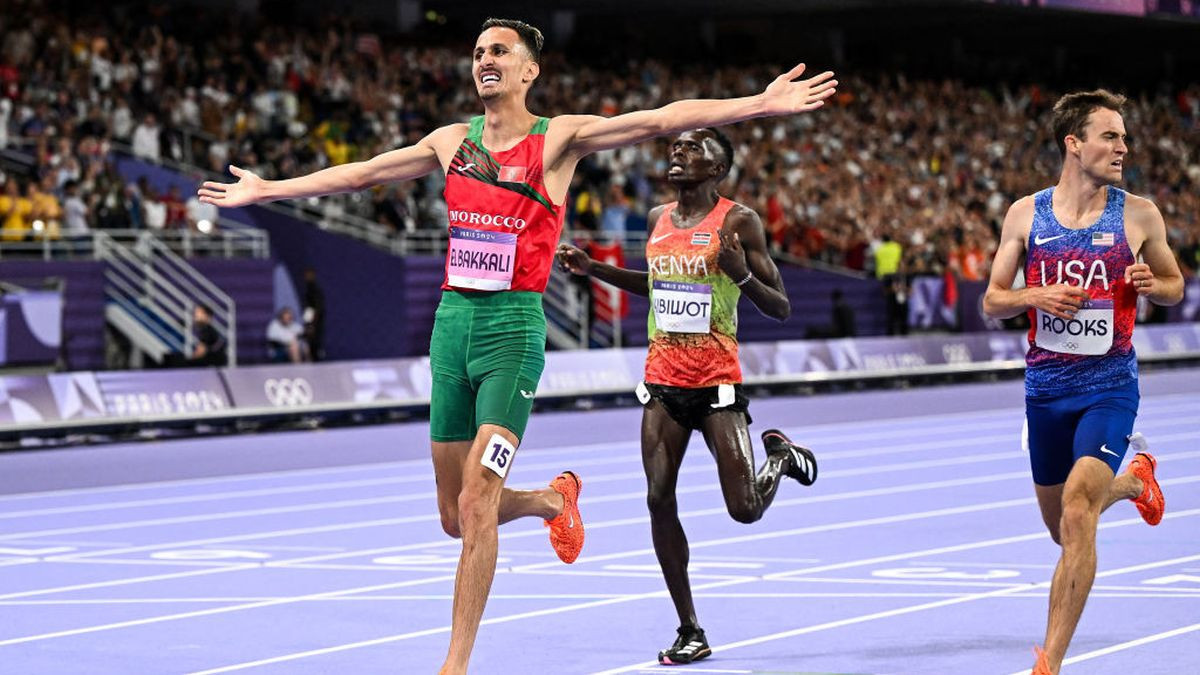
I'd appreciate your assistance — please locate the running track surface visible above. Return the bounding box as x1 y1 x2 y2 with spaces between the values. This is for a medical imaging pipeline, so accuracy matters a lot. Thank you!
1 370 1198 674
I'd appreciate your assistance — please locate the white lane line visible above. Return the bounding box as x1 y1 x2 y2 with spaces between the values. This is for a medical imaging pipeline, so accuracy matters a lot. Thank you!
0 495 417 542
0 489 1099 646
0 476 413 521
193 530 1200 675
0 470 1034 603
762 506 1200 582
512 473 1200 575
0 421 1026 521
1005 622 1200 675
0 575 458 648
45 437 1060 564
3 391 1194 506
207 463 1200 571
0 459 410 503
13 421 1200 546
183 578 755 675
0 516 413 601
0 473 1041 610
7 410 1190 526
12 458 1200 614
594 551 1200 675
0 565 262 602
269 470 1034 570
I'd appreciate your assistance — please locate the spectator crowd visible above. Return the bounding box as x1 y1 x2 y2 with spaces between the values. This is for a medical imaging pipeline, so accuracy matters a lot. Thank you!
3 1 1198 284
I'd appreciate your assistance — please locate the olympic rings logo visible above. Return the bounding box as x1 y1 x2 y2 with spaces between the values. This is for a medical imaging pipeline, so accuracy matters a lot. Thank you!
1064 341 1079 351
263 378 314 407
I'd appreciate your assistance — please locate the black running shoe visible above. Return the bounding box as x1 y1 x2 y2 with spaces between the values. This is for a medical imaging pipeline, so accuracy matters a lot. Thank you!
762 429 818 486
658 625 711 665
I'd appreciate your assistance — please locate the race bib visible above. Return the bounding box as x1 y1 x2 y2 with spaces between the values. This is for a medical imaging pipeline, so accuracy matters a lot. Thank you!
447 227 516 291
652 280 712 333
481 433 516 479
1035 299 1113 355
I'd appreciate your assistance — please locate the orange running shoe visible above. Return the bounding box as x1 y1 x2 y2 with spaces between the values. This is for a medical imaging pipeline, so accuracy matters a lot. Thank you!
1127 445 1164 526
1032 646 1053 675
545 471 584 563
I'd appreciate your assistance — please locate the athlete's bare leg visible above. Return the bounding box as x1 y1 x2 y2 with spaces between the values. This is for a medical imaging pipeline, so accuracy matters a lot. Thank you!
699 411 789 523
1034 468 1143 545
432 424 563 675
1037 457 1135 675
641 402 698 628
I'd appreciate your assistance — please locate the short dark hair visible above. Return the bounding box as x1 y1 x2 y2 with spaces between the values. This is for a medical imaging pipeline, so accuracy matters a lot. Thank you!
1051 89 1126 156
701 127 735 179
481 18 544 63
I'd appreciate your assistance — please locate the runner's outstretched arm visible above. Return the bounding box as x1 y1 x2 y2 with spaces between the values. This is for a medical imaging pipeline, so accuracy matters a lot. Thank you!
546 64 836 163
197 125 462 207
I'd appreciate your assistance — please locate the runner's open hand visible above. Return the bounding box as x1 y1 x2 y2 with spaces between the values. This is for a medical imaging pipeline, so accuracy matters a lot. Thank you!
759 64 838 116
198 165 266 207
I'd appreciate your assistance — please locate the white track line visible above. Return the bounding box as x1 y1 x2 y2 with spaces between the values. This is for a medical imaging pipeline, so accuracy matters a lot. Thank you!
0 575 457 648
0 494 419 542
0 420 1030 521
593 551 1200 675
7 456 1196 619
4 389 1190 499
1005 622 1200 675
42 438 1064 563
0 405 1016 504
0 492 1110 646
12 420 1198 546
193 531 1200 675
0 471 1038 603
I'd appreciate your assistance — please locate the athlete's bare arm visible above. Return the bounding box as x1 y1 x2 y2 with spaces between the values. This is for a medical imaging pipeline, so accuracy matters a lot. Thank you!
555 243 650 296
197 124 467 207
554 208 662 297
719 205 789 321
1124 196 1185 306
983 196 1089 321
539 64 835 194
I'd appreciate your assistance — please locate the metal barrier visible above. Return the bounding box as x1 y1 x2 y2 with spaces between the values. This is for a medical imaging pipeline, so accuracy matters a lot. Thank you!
0 227 268 261
94 231 239 366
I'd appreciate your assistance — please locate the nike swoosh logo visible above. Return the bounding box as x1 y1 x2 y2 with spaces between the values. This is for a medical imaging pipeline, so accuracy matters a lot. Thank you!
649 232 672 244
456 162 476 173
1099 444 1119 457
567 513 575 529
520 390 535 399
1034 234 1067 245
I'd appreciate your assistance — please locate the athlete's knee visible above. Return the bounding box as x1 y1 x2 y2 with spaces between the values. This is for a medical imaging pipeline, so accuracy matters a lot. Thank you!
439 508 462 539
456 484 500 535
1045 521 1062 546
1059 496 1100 546
646 486 677 517
727 501 761 524
1039 507 1062 545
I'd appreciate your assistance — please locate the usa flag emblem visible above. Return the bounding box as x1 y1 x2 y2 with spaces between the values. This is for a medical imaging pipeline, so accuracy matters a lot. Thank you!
498 166 527 183
1092 231 1115 247
691 231 712 246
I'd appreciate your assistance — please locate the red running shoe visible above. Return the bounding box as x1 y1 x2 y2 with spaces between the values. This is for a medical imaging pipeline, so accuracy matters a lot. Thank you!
545 471 584 563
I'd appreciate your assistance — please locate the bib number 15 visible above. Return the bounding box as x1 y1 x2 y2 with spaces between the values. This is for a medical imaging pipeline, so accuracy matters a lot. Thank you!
481 433 516 479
